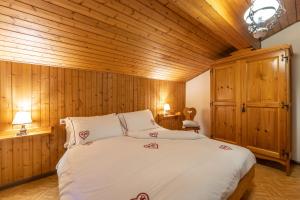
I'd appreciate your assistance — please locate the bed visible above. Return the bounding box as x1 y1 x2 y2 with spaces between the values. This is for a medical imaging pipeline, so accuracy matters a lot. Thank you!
57 110 256 200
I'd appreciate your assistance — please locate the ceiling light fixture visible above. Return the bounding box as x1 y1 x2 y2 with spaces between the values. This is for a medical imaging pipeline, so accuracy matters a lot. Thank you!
244 0 285 39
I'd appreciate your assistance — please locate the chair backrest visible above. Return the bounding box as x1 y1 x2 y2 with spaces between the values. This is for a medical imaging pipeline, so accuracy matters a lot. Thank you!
183 107 197 120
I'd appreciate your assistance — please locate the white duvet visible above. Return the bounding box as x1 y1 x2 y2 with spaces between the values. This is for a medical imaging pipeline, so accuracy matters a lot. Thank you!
57 130 255 200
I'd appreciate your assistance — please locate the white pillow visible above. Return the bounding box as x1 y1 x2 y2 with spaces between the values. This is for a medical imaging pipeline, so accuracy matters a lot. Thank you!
65 114 123 147
182 120 199 128
120 109 159 133
64 118 75 148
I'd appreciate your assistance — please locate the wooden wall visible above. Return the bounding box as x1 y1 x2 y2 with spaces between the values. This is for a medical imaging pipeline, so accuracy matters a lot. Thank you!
0 60 185 187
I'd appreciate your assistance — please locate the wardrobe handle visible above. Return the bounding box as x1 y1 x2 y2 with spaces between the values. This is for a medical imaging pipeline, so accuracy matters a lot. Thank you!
241 103 246 113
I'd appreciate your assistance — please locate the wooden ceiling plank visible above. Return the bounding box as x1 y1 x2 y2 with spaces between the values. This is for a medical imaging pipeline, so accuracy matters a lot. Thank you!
0 51 188 81
284 0 297 24
278 14 289 30
9 1 210 65
0 0 294 81
0 46 195 80
101 0 229 53
139 0 231 47
0 18 199 71
0 40 202 77
0 25 208 75
0 4 210 70
204 0 257 46
166 0 257 49
73 0 224 57
42 0 220 60
296 0 300 20
11 0 215 64
0 35 202 75
0 36 202 74
263 0 299 39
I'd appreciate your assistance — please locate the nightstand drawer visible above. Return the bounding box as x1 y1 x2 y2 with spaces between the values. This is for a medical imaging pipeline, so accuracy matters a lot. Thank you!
157 114 182 130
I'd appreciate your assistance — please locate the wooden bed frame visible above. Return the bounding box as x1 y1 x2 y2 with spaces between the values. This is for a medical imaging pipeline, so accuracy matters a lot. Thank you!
228 165 255 200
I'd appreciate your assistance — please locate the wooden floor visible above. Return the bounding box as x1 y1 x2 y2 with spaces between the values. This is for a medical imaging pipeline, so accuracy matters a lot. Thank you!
0 163 299 200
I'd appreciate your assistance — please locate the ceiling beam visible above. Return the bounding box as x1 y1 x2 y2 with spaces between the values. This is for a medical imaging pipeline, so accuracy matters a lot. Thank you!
167 0 260 49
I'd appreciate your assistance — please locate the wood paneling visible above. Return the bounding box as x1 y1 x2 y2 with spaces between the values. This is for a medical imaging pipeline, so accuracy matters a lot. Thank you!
214 64 235 102
0 0 297 81
211 61 240 145
242 53 287 161
0 0 237 81
166 0 299 45
0 60 186 187
164 0 259 49
214 105 237 144
266 0 299 38
245 108 279 153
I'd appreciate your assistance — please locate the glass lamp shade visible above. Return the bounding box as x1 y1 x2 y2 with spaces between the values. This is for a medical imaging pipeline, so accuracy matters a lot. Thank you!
252 0 279 12
243 0 285 38
244 0 280 24
12 111 32 125
163 103 171 112
244 8 252 24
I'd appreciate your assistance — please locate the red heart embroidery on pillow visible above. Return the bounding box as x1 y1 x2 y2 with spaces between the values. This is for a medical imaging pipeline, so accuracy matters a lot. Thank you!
144 143 158 149
79 130 90 140
149 132 158 138
131 193 150 200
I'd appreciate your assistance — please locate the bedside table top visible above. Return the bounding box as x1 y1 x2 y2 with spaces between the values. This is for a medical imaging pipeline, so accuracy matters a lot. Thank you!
0 127 53 140
157 113 181 118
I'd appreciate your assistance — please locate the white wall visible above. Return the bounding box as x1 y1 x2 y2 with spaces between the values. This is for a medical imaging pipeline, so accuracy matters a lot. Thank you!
185 71 210 136
262 22 300 162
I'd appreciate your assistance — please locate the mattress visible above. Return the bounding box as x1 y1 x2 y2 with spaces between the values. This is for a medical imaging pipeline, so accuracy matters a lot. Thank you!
57 131 255 200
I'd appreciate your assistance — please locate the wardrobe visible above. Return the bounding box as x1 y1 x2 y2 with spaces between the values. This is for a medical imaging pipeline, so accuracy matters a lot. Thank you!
210 45 292 174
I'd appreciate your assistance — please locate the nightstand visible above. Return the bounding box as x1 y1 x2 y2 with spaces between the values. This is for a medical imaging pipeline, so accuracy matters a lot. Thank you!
157 113 182 130
0 127 53 188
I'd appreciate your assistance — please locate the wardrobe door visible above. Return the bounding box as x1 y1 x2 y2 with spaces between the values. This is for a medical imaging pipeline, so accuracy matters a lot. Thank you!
211 62 241 144
241 51 289 159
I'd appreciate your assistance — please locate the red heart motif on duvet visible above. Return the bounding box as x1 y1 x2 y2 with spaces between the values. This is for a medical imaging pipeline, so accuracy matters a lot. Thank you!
79 130 90 140
144 143 159 149
131 193 150 200
149 132 158 138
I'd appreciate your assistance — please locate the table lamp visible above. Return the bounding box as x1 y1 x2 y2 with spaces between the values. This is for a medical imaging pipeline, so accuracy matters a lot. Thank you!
163 103 170 115
12 111 32 136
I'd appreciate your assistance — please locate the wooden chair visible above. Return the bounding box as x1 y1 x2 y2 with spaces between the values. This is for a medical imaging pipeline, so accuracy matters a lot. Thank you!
182 107 200 133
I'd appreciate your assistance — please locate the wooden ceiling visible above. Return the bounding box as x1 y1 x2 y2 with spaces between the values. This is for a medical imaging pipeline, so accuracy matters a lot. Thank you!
264 0 300 38
0 0 297 81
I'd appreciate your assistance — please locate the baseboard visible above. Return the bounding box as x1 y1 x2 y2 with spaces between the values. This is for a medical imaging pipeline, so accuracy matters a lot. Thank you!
292 160 300 165
0 171 56 191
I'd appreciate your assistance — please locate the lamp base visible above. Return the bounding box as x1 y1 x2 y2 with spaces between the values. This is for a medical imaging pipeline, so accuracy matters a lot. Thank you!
16 124 28 136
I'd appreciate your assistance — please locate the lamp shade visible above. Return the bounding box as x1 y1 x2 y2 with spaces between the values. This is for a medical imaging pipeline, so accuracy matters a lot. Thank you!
163 103 170 111
12 111 32 125
243 0 285 39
